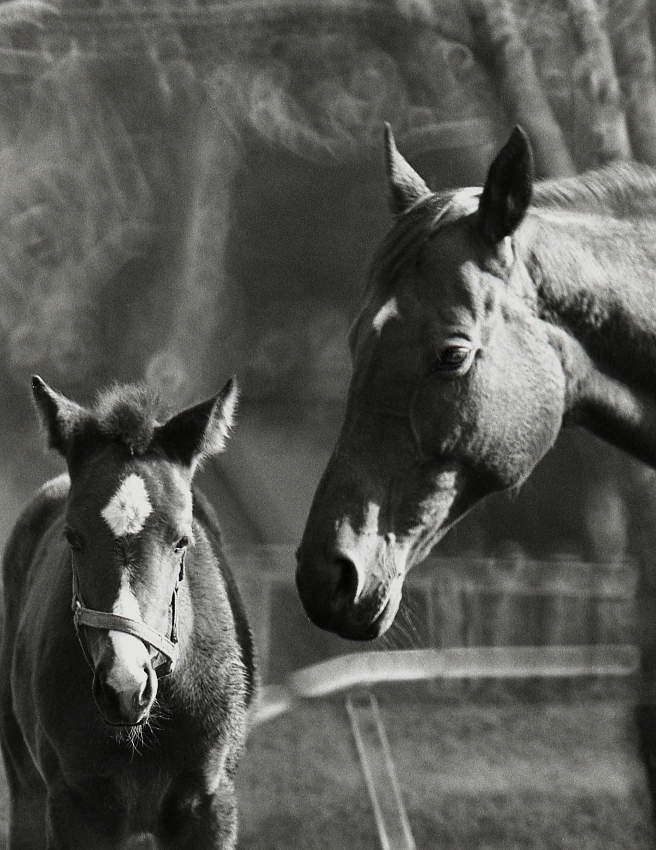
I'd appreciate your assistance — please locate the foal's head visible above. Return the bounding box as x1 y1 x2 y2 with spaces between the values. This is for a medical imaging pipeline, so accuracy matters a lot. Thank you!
33 376 238 728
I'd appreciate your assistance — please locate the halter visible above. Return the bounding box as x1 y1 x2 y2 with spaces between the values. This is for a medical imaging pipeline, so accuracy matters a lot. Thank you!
71 554 184 678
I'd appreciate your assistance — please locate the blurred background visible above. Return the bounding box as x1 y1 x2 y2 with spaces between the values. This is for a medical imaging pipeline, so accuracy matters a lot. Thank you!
2 0 656 846
1 0 656 566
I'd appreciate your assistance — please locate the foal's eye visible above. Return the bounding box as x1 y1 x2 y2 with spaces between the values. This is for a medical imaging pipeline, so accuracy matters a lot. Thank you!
436 346 473 372
64 528 84 552
174 536 189 553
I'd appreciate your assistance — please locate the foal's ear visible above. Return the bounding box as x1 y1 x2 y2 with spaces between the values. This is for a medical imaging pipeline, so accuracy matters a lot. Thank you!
32 376 88 457
478 126 533 243
153 377 239 470
384 123 431 215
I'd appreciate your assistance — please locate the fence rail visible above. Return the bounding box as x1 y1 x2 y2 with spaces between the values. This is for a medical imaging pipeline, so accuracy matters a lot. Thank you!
227 546 639 683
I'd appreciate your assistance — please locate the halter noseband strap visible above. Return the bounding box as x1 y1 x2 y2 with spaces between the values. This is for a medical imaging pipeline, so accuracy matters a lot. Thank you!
71 556 183 678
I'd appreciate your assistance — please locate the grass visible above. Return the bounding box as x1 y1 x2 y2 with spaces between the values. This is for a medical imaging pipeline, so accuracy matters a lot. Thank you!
236 684 654 850
0 683 652 848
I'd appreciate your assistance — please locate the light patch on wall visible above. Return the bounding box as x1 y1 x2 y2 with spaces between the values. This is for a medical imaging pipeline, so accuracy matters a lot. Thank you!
102 474 153 538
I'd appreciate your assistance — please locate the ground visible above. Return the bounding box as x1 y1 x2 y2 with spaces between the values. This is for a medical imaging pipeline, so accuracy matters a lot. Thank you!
237 683 654 850
0 682 652 848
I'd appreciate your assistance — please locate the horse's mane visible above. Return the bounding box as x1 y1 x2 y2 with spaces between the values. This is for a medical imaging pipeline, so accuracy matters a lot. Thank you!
369 161 656 294
532 160 656 218
368 192 470 292
87 383 170 456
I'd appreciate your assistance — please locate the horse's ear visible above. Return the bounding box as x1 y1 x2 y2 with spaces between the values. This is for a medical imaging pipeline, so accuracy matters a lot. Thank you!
384 123 431 215
153 377 239 470
31 375 88 457
478 126 534 243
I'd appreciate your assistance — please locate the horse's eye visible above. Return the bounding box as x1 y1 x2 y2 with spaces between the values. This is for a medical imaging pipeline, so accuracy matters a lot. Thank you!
436 346 473 372
64 528 84 552
174 536 189 553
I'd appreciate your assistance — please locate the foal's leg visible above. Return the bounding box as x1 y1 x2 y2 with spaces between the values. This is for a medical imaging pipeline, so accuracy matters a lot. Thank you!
157 777 238 850
0 708 48 850
45 781 126 850
7 788 48 850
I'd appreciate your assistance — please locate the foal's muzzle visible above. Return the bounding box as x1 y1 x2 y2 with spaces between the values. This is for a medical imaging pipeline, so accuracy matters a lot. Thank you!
73 602 179 678
92 643 158 727
69 555 185 726
70 554 183 679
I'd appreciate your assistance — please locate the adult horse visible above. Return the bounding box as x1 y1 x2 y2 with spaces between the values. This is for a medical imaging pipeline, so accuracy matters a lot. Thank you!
0 376 256 848
296 124 656 813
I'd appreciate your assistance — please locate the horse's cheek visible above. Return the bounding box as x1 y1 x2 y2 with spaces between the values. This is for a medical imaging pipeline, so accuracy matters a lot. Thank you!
473 344 564 487
410 379 464 457
521 343 567 446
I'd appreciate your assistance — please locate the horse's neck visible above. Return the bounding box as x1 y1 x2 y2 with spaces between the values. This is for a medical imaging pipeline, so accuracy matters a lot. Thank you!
524 210 656 467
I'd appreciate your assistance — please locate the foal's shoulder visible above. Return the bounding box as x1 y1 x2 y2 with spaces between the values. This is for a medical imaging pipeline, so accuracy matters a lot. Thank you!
189 485 259 704
2 474 69 593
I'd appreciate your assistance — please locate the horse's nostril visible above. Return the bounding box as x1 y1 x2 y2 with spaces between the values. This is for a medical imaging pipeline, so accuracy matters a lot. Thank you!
93 660 156 724
332 554 360 603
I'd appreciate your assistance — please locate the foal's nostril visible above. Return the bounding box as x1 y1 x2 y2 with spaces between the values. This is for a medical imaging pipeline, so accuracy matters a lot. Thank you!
332 554 360 604
93 670 121 719
134 666 156 712
296 547 369 634
93 659 156 724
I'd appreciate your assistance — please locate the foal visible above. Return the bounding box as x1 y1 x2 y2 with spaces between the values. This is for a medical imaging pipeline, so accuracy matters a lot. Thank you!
0 376 256 848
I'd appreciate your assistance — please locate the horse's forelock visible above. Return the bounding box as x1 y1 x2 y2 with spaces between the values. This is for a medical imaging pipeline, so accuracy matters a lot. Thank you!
368 191 478 293
88 384 169 457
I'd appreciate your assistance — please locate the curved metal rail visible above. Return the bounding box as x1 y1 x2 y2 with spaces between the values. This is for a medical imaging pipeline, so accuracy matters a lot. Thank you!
252 644 640 726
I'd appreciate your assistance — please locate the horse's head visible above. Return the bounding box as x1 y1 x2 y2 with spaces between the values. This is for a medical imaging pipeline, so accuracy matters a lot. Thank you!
297 126 568 639
32 376 238 728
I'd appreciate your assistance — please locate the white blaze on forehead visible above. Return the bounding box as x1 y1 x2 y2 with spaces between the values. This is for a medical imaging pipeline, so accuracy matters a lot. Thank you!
101 474 153 538
435 469 458 490
372 297 400 335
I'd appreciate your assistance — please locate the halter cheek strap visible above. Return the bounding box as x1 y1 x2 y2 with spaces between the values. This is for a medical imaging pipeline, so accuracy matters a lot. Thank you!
71 556 183 678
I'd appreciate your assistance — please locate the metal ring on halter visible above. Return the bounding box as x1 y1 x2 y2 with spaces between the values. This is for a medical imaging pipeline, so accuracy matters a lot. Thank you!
71 556 183 678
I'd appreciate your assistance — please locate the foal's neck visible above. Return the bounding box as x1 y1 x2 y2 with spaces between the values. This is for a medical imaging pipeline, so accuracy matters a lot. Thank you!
524 209 656 466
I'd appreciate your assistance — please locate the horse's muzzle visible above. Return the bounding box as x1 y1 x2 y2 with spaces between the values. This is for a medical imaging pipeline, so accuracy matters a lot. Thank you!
295 548 402 641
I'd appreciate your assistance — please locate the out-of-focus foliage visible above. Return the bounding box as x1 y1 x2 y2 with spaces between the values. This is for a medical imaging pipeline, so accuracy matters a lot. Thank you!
4 0 651 398
0 0 656 558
